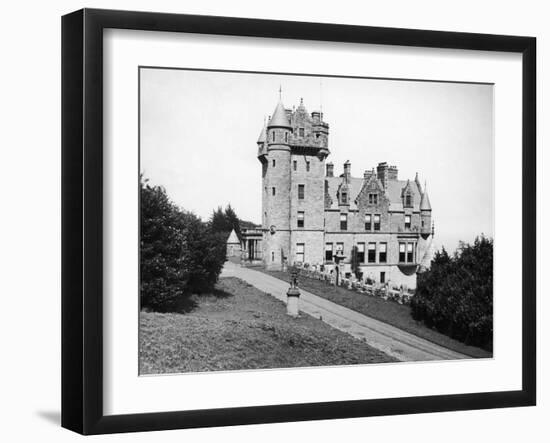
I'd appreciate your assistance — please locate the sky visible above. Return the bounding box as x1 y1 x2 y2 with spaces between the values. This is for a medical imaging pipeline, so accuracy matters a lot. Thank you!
140 68 494 253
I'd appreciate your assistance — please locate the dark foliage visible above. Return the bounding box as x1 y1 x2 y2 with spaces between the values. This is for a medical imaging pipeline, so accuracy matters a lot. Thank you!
209 204 257 241
140 177 227 312
350 245 361 279
410 236 493 351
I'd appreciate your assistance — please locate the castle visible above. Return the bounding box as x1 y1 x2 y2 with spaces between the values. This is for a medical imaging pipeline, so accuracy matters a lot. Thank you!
253 95 434 289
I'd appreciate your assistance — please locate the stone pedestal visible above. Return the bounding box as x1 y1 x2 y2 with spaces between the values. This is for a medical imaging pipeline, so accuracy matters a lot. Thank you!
286 287 300 317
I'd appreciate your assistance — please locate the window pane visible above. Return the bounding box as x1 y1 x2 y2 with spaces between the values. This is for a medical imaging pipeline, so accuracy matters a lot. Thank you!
407 243 414 262
365 214 371 230
399 242 406 262
368 243 376 263
325 243 333 261
340 213 347 230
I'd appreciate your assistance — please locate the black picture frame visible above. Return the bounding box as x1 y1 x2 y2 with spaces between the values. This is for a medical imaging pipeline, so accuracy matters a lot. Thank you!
61 8 536 435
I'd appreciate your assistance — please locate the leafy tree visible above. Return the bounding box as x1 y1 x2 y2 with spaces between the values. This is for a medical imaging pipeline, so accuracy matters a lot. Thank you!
140 177 226 312
209 203 256 242
210 206 233 235
410 236 493 350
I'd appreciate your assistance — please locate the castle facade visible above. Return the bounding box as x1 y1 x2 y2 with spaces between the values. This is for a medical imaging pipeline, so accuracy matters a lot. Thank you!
256 96 434 288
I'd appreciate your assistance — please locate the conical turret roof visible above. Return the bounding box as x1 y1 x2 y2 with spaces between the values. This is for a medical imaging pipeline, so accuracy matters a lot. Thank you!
268 100 291 128
420 189 432 211
257 122 267 143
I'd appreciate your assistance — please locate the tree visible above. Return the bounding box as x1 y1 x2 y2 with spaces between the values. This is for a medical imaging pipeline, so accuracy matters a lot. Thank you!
140 177 226 312
350 245 361 279
209 203 255 242
410 236 493 350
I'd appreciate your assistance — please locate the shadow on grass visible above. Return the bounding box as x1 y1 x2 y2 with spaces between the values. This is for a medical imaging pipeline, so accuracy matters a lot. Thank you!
142 285 235 315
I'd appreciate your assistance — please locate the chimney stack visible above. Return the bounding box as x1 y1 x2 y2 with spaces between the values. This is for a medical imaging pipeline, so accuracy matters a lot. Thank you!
344 160 351 181
377 162 398 189
326 162 334 177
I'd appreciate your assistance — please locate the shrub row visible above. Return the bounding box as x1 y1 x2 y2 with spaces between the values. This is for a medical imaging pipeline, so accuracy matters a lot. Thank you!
140 178 226 312
410 236 493 351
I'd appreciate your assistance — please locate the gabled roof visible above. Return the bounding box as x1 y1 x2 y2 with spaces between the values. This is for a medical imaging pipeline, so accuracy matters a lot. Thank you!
383 179 422 211
324 176 363 210
324 176 422 211
226 229 240 245
268 100 291 128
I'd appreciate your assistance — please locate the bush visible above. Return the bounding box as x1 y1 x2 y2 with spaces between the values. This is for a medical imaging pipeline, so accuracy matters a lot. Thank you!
140 178 226 312
410 236 493 351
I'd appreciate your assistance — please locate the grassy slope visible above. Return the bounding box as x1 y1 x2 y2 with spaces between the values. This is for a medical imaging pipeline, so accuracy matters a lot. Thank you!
262 270 492 359
140 277 396 374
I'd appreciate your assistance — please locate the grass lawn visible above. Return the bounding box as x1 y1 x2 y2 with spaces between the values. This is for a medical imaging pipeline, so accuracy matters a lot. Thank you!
262 270 492 359
140 277 396 374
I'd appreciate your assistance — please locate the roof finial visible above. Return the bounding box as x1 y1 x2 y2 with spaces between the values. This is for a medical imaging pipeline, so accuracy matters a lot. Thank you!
424 180 427 192
319 78 323 114
278 85 282 101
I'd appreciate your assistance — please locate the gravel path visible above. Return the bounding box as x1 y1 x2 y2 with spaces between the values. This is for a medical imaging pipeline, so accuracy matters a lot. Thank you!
222 262 469 362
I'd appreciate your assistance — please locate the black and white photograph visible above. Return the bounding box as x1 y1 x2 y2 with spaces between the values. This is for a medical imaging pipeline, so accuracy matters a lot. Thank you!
138 67 494 375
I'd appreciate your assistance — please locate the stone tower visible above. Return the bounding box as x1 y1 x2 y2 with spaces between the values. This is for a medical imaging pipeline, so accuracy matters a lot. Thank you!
257 95 330 270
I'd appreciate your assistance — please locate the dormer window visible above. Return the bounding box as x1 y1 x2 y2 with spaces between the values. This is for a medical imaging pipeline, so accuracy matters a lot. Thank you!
299 127 305 137
404 193 413 207
368 193 378 205
341 192 348 205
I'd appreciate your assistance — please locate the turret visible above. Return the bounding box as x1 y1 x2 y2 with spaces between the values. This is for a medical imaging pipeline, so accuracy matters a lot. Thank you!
267 100 292 149
257 119 267 158
262 97 293 269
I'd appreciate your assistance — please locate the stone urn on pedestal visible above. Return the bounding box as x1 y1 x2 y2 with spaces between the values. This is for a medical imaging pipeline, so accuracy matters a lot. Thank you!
287 265 301 317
